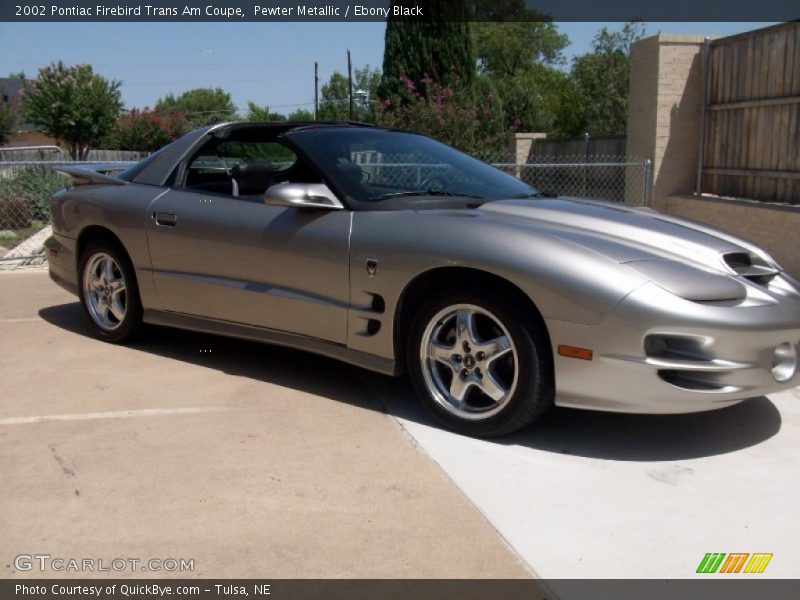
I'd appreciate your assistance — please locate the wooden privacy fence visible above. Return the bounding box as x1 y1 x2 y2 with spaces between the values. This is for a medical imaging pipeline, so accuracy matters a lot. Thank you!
0 146 145 162
528 134 627 160
698 21 800 204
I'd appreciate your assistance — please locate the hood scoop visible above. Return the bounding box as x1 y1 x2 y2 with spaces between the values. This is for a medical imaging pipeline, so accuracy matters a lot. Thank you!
722 252 779 286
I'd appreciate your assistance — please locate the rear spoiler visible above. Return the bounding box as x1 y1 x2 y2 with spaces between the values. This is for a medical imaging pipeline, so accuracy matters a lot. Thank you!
57 166 127 186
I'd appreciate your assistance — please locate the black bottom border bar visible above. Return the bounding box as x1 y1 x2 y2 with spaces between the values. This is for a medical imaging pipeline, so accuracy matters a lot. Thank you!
3 579 799 600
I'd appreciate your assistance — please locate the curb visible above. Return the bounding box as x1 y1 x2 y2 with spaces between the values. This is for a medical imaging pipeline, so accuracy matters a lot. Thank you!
0 224 51 271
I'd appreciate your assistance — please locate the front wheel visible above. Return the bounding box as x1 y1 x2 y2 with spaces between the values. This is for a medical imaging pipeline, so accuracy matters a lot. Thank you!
78 241 143 343
407 293 553 437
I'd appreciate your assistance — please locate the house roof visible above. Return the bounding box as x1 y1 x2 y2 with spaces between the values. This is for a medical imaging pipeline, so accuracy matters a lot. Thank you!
0 78 26 104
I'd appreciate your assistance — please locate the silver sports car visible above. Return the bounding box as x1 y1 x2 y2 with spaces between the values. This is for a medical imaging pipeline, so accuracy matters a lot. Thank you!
47 121 800 437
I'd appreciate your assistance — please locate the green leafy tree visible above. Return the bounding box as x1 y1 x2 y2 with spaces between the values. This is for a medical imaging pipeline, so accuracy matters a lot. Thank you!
107 108 190 152
564 22 646 135
155 87 236 128
472 5 569 133
318 72 349 120
245 101 286 122
474 22 568 78
318 67 381 122
286 108 314 121
493 64 574 133
380 0 475 99
0 100 19 144
21 62 122 160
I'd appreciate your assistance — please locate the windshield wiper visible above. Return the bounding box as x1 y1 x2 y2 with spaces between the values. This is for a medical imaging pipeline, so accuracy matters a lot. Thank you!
369 190 485 201
510 191 557 199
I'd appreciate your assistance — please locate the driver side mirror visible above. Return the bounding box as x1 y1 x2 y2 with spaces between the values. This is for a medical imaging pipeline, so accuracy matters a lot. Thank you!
264 182 344 210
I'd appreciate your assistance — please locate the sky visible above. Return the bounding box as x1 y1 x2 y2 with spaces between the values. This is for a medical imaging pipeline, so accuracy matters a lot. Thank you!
0 21 776 115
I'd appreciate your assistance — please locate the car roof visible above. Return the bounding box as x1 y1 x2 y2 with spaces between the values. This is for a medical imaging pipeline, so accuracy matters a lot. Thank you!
130 120 380 186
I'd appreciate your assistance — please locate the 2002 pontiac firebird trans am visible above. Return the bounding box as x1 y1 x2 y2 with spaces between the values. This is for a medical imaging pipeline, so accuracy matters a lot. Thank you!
46 121 800 437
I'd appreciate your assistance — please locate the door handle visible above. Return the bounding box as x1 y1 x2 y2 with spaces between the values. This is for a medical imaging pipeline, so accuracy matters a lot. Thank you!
154 212 177 226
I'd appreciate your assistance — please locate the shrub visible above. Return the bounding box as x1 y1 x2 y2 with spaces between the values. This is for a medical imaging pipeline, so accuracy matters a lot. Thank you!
0 194 33 230
0 169 66 230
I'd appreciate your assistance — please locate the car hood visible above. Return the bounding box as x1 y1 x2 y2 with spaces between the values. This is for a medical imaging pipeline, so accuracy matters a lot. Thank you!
477 197 769 273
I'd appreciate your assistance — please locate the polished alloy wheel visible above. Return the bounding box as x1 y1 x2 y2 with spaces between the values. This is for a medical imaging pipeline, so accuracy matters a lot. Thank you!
420 303 519 420
82 252 127 331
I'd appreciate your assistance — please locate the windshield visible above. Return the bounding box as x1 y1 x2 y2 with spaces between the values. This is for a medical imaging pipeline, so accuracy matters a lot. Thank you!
285 127 538 208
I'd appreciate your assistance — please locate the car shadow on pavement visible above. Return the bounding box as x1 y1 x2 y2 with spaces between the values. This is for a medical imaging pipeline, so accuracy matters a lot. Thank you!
39 302 387 414
360 369 783 462
41 302 783 462
498 397 781 461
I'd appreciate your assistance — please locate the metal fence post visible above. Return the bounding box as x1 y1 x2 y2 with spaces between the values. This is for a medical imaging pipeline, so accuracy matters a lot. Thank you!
696 37 711 195
581 132 589 197
642 159 652 207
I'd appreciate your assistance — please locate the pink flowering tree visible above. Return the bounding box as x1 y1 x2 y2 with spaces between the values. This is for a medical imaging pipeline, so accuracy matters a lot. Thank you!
109 108 190 152
376 71 509 155
21 61 122 159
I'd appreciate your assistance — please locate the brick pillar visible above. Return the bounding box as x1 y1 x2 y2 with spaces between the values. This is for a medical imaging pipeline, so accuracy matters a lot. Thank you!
626 34 707 209
509 133 546 163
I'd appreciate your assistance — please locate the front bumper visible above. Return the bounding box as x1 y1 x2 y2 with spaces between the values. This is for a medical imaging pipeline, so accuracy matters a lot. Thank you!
549 281 800 413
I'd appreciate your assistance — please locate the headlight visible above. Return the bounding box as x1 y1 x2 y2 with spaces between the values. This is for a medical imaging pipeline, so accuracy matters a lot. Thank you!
624 260 746 302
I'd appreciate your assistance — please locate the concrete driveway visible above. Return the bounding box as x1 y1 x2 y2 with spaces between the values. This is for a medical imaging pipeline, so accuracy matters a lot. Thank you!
0 271 530 579
2 270 798 584
367 365 800 582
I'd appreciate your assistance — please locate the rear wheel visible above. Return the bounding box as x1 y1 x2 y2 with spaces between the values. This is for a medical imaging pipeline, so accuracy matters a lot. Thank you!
407 291 553 437
78 241 142 343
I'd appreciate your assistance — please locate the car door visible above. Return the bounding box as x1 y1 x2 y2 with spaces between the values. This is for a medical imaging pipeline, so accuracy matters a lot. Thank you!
145 177 352 346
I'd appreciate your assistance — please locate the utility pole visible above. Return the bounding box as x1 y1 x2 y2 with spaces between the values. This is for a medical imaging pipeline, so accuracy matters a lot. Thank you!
347 49 354 121
314 61 319 121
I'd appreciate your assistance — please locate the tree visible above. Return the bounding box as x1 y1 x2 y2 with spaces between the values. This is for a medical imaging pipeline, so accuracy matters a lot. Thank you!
318 66 381 122
564 22 646 136
474 22 568 78
380 0 475 99
108 108 190 152
155 87 236 128
318 72 349 120
0 100 19 145
245 101 286 122
491 65 572 133
286 108 314 121
472 5 569 133
376 72 506 155
21 62 122 160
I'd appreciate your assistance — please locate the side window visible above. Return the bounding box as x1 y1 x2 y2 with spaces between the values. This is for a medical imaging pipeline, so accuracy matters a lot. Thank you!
184 140 303 198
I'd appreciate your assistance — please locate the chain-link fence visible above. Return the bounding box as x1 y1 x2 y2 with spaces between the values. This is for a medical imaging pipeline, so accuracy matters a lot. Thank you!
353 151 651 205
488 154 651 205
0 153 650 260
0 160 135 259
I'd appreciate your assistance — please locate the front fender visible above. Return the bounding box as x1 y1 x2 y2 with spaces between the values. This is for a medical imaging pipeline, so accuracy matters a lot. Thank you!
346 210 648 360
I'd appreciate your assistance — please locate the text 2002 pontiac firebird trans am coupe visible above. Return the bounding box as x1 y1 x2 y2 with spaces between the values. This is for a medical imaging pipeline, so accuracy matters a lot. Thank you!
46 122 800 437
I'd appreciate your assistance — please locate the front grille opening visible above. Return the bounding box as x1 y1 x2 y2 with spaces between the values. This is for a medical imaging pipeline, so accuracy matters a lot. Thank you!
645 334 710 361
658 370 727 391
723 251 778 286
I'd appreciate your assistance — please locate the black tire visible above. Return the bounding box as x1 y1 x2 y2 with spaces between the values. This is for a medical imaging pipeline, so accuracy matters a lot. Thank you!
77 240 143 343
407 289 553 437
